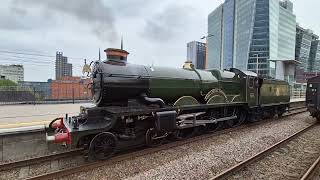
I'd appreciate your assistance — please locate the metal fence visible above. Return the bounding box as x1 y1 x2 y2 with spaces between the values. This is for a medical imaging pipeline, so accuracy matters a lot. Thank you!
290 89 306 99
0 86 92 105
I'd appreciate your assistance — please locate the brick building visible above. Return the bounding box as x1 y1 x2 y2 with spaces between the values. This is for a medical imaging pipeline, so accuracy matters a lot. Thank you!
51 76 91 100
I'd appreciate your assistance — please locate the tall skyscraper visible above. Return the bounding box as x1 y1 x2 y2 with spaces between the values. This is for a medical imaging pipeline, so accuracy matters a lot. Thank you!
295 25 316 82
208 0 296 81
187 41 206 69
55 52 72 80
208 4 224 70
309 40 320 73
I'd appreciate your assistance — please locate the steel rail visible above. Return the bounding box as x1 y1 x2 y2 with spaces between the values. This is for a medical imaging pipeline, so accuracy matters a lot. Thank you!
210 123 316 180
26 107 308 180
0 148 83 172
300 155 320 180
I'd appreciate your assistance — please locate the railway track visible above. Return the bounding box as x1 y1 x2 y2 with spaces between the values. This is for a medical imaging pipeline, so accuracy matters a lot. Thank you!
0 149 83 179
0 149 83 172
210 123 320 180
6 106 303 180
301 154 320 180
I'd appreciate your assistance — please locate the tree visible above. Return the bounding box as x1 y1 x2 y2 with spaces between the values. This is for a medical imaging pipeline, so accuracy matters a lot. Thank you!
0 79 17 90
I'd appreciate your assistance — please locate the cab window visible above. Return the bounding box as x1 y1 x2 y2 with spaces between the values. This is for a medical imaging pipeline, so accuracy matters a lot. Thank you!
249 78 254 88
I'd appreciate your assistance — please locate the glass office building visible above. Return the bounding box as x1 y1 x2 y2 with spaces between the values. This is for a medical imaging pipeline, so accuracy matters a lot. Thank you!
249 0 273 77
233 0 256 71
295 25 314 82
295 25 320 82
222 0 235 70
208 0 296 80
187 41 207 69
309 40 320 72
208 5 223 69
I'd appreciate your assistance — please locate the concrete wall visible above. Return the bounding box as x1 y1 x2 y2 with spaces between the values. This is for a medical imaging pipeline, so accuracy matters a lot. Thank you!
0 129 68 163
276 61 285 80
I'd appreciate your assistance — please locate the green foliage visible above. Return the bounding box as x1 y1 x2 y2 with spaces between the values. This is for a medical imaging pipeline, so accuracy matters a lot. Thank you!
0 79 17 90
34 92 44 101
0 79 17 87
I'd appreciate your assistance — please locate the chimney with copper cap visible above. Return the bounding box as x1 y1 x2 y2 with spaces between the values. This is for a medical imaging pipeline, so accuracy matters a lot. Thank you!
104 48 129 65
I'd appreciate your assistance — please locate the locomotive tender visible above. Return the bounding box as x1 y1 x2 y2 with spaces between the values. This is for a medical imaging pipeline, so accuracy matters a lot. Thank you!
47 48 290 160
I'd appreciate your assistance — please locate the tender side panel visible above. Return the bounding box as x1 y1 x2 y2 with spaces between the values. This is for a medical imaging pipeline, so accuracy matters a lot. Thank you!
260 80 290 105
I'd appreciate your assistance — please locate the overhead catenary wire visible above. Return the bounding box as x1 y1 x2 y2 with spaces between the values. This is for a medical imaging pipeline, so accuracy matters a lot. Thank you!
0 54 61 63
0 59 84 68
0 51 90 67
0 49 88 60
0 48 97 77
0 53 89 64
0 56 84 66
0 62 84 74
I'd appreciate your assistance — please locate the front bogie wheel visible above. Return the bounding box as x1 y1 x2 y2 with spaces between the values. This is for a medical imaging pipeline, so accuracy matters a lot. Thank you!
88 132 117 161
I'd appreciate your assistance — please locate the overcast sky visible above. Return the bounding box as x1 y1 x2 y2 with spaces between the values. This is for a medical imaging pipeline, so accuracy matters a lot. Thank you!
0 0 319 81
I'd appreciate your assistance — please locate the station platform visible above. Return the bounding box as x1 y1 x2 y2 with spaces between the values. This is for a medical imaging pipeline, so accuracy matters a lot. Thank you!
0 103 93 129
290 98 305 103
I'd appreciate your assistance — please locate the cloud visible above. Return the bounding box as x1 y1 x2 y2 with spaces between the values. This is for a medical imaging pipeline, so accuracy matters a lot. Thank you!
108 0 156 17
0 5 35 31
11 0 118 42
0 0 226 81
141 5 195 42
0 15 28 30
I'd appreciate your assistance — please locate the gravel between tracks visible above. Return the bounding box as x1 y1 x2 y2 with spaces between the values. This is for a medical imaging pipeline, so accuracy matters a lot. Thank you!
315 170 320 180
59 112 315 180
228 124 320 179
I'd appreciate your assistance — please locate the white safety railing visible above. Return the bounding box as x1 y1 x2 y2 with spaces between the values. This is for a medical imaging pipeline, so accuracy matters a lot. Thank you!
290 89 306 99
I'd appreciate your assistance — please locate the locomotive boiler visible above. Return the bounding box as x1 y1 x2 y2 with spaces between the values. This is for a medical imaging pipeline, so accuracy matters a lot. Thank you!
91 48 223 107
46 47 290 160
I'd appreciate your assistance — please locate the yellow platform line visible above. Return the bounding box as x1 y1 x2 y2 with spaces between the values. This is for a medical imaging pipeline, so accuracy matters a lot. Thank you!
0 120 52 129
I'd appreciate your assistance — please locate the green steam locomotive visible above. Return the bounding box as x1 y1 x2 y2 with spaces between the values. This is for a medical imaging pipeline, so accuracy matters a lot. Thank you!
46 48 290 160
